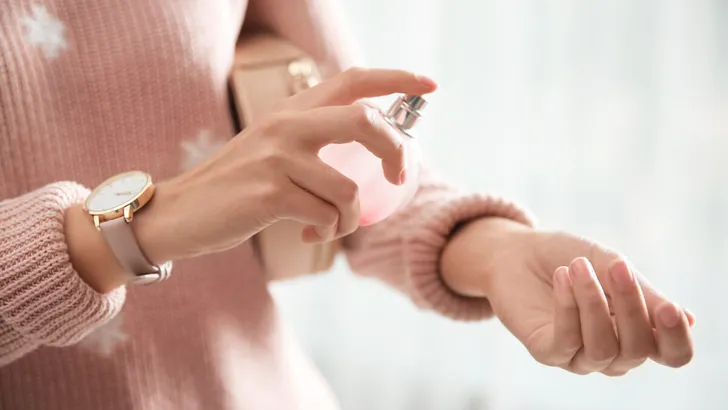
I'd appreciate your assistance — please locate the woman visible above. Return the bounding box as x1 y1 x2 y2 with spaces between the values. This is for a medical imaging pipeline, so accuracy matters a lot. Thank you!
0 0 694 408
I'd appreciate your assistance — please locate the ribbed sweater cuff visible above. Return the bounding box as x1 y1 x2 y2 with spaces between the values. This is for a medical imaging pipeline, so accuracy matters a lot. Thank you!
0 182 126 347
405 194 535 321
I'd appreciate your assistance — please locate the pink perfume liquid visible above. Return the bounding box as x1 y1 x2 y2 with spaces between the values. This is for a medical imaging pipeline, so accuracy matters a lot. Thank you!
318 95 426 226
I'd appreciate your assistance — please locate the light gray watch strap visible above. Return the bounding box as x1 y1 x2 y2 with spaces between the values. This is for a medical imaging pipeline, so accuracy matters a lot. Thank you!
99 218 172 285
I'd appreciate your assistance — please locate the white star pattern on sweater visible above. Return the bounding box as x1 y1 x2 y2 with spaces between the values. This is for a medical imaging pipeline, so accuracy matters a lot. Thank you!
181 130 225 171
79 313 128 357
22 4 68 59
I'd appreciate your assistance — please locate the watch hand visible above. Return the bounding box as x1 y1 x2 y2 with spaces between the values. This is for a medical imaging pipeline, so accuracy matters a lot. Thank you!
115 191 134 196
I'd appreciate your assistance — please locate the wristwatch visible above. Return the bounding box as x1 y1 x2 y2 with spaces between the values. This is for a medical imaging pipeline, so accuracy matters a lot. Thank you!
84 170 172 285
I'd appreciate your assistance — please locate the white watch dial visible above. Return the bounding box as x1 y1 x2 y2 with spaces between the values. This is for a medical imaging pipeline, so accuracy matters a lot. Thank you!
86 171 151 213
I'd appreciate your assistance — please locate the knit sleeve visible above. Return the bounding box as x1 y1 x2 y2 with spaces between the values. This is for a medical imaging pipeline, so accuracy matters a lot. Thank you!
343 167 535 322
0 182 126 366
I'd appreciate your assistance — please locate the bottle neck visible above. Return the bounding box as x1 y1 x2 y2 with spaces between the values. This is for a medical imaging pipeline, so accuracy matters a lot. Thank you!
385 95 427 137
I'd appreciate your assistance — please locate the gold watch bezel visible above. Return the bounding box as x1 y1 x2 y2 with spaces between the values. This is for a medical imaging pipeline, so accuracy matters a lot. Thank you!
84 171 155 229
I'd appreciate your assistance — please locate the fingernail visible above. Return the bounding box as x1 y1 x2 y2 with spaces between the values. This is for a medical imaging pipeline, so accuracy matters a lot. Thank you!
555 267 572 289
660 304 681 328
609 261 633 292
311 227 323 240
570 258 596 284
399 167 407 185
684 308 696 327
301 226 321 243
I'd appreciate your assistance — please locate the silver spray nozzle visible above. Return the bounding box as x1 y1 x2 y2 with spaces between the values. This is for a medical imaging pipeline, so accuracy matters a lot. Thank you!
385 95 427 137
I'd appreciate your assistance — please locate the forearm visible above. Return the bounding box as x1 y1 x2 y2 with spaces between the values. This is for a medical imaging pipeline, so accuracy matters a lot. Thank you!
246 0 363 78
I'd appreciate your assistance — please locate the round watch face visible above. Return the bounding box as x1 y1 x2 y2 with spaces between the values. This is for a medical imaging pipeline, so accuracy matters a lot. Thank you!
86 171 152 214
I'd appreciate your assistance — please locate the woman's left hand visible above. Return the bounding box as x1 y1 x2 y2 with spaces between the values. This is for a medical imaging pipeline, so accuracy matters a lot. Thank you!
441 217 695 376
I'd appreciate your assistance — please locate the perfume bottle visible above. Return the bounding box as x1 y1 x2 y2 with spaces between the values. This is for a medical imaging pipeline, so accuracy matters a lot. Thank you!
318 95 427 226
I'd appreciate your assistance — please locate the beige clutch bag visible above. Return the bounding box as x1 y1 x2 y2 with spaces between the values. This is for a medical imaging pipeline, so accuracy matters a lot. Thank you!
229 31 339 279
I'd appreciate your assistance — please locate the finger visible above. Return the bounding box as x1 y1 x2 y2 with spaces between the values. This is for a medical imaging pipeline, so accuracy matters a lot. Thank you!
633 273 670 327
601 260 655 376
302 225 333 243
651 302 694 368
567 257 619 374
288 158 361 238
283 105 406 185
550 266 583 366
287 67 437 109
684 309 696 327
630 268 696 330
275 180 339 242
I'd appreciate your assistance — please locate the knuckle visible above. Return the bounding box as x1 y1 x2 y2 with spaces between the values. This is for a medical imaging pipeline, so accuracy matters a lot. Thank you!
560 336 584 356
525 328 580 367
342 66 366 82
260 180 288 217
338 68 360 95
587 345 619 363
607 356 647 376
568 365 594 376
527 342 573 368
321 207 339 227
602 368 629 378
350 104 379 131
531 355 549 367
337 178 359 204
524 343 546 362
624 344 655 361
530 349 555 367
625 357 649 369
260 147 287 169
338 67 369 97
257 114 281 134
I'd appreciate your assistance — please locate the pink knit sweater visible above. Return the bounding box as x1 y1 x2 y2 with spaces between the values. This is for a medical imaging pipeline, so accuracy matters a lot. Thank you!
0 1 532 409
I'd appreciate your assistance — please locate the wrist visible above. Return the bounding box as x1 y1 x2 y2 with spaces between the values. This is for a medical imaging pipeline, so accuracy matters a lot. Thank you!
440 217 532 299
64 205 128 293
131 180 186 264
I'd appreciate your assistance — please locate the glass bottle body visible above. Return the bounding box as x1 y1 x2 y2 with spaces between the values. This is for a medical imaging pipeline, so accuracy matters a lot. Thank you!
319 137 421 226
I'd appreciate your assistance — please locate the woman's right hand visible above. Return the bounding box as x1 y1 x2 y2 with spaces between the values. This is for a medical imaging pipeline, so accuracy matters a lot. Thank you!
135 68 438 264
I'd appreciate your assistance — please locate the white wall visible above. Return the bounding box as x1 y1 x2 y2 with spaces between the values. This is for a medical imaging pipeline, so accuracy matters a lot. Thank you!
271 1 728 409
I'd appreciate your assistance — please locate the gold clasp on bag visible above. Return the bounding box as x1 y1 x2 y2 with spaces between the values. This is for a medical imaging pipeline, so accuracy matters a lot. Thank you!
288 58 319 94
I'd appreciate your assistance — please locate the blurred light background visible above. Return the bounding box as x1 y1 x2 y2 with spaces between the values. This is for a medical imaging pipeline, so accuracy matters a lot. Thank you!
270 1 728 409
